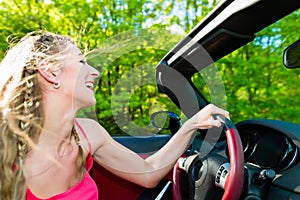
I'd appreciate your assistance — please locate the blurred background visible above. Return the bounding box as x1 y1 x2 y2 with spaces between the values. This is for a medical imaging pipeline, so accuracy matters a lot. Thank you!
1 0 300 135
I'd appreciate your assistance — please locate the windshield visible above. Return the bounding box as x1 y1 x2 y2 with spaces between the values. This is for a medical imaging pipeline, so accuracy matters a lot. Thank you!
191 11 300 124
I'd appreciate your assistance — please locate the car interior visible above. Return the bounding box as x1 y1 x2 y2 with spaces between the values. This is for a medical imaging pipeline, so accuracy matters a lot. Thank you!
90 0 300 199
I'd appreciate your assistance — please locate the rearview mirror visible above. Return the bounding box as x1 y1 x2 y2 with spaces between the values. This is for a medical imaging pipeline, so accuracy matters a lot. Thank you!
150 111 182 134
283 39 300 68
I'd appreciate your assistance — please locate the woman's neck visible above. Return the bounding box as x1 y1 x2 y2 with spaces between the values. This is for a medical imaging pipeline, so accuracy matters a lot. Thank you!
36 90 82 150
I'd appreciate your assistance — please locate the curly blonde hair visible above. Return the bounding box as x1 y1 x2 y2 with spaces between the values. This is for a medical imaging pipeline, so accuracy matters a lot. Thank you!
0 31 84 200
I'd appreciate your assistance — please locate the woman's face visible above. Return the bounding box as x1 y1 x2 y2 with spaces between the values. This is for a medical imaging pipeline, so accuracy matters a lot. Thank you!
58 43 99 110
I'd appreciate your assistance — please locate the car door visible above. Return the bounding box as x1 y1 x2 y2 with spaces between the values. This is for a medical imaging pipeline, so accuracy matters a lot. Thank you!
90 133 174 200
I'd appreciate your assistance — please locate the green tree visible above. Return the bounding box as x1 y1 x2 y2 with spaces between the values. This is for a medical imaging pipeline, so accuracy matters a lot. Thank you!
1 0 300 135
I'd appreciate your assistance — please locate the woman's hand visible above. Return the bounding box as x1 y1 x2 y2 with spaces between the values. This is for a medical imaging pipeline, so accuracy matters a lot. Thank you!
186 104 230 130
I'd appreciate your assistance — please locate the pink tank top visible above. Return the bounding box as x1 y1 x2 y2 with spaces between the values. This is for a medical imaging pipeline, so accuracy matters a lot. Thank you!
26 121 98 200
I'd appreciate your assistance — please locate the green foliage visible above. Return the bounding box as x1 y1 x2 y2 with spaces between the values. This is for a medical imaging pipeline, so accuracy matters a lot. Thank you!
215 10 300 124
1 0 300 135
83 27 184 135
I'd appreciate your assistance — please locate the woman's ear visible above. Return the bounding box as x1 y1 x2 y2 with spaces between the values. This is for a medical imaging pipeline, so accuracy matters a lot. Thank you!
37 67 57 84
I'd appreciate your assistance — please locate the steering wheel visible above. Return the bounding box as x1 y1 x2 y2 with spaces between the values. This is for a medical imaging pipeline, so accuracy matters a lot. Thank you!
172 118 244 200
221 118 244 200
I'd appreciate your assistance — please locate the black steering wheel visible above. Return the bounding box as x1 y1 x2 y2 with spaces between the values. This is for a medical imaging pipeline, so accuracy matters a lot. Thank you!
172 118 244 200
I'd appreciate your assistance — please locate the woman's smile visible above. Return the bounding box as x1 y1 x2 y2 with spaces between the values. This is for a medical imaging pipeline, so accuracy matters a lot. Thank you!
85 81 94 90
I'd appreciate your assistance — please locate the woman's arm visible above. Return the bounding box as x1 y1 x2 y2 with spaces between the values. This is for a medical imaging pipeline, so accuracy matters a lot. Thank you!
78 104 229 188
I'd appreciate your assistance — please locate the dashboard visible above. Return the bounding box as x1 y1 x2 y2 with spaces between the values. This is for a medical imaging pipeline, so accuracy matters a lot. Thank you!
234 119 299 172
234 119 300 199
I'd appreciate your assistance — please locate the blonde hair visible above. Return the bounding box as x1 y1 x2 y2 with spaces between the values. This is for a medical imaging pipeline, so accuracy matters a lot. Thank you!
0 31 84 200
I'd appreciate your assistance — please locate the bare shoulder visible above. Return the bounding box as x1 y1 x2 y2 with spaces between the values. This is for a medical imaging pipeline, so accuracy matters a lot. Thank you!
75 118 107 154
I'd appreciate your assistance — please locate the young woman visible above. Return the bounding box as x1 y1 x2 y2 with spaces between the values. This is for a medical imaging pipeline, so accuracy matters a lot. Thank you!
0 31 229 200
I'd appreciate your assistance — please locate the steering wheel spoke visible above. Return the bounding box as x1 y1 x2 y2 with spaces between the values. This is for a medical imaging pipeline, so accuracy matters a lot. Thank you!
173 118 244 200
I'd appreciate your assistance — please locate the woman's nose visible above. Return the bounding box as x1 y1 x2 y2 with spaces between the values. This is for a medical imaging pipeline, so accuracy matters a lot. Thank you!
89 65 100 78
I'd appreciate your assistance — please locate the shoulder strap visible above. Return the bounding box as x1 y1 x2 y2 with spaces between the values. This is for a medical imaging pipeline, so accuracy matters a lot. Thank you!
75 120 92 153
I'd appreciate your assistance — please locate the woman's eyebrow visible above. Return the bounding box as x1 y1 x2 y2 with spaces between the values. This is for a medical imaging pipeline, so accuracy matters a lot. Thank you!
78 53 86 58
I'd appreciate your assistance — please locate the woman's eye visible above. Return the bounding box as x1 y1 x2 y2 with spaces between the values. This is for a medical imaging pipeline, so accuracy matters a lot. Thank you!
80 60 86 64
